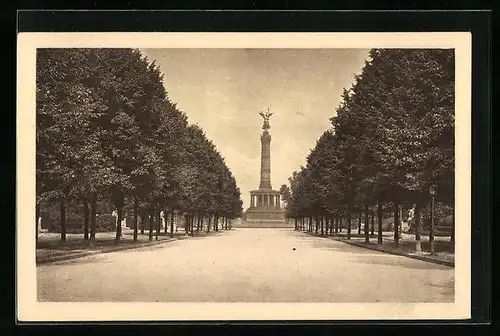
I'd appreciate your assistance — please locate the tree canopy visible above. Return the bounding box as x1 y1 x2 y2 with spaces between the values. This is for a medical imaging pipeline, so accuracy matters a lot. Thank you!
284 49 455 223
37 48 243 241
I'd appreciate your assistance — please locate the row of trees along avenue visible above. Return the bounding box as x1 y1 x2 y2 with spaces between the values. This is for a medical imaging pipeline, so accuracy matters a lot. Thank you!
36 48 243 246
280 49 455 253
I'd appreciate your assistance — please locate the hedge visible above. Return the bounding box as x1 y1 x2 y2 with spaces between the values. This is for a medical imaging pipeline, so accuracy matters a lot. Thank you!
42 212 117 233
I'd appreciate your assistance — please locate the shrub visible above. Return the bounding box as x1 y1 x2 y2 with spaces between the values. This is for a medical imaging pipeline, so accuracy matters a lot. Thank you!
41 211 117 233
43 211 82 233
96 214 117 232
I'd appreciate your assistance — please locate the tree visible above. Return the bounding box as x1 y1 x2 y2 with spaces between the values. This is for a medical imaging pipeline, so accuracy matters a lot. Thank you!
36 48 244 246
285 48 455 250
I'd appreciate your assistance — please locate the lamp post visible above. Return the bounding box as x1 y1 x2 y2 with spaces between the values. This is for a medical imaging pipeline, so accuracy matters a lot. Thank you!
429 184 437 255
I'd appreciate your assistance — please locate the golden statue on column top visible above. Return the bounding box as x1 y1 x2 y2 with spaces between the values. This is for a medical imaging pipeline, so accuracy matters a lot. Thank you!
259 107 273 130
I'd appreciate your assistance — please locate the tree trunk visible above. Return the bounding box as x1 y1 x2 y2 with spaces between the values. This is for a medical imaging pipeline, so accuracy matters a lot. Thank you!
347 209 351 240
149 209 154 241
377 201 383 245
400 205 404 236
329 215 332 235
164 210 168 233
358 210 362 235
140 210 145 234
393 201 399 247
415 202 422 252
170 209 175 238
116 205 123 241
89 194 97 249
191 213 195 234
429 198 435 254
156 208 161 240
189 213 195 235
371 210 375 236
83 199 89 240
60 199 66 242
339 216 342 232
334 214 339 235
177 212 181 232
207 214 211 232
133 198 138 241
364 204 369 243
321 216 324 236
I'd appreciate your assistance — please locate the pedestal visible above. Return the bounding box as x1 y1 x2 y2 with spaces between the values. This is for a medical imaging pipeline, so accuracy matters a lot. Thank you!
121 217 127 231
243 189 288 227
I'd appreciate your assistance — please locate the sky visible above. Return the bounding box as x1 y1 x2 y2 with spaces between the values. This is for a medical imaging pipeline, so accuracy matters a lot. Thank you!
140 48 370 210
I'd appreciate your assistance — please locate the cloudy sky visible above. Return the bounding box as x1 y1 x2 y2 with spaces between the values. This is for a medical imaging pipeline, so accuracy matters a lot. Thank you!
140 48 370 210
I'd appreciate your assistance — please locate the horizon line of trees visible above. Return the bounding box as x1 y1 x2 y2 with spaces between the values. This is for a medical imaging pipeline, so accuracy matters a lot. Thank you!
36 48 243 246
280 48 455 250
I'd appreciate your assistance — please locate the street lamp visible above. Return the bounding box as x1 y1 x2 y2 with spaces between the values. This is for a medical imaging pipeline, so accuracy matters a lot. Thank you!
429 184 437 255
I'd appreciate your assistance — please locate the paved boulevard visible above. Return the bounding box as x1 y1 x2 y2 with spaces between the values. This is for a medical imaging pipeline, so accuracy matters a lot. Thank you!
37 228 454 302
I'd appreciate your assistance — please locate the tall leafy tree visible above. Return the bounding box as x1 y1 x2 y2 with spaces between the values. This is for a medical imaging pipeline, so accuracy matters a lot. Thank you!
285 48 455 249
36 48 243 245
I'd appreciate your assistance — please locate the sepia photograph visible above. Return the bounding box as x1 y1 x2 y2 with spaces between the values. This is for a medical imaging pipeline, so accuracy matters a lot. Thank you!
17 32 471 321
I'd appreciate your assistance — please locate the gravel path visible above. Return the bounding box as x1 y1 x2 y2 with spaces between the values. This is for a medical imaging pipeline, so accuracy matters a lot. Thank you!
37 228 454 302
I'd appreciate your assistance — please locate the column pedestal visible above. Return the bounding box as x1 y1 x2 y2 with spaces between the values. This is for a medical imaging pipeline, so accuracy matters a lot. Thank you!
244 189 286 224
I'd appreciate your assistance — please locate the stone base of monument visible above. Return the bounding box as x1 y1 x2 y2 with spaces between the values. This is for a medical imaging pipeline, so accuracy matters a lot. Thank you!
234 209 293 228
236 220 293 228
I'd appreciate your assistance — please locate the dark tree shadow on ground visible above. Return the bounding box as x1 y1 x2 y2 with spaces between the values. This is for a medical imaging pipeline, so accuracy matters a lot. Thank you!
348 254 454 270
37 232 187 252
